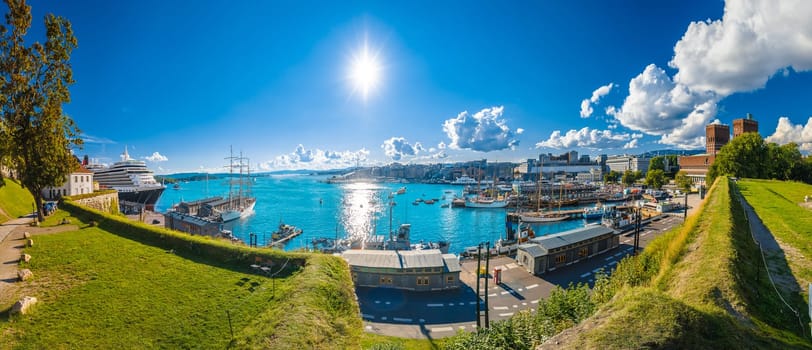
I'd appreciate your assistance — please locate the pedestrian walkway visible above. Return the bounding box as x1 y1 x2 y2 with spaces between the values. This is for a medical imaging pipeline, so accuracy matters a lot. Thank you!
0 216 37 303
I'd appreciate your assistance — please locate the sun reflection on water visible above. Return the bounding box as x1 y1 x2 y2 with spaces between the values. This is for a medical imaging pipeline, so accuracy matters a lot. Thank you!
339 182 387 239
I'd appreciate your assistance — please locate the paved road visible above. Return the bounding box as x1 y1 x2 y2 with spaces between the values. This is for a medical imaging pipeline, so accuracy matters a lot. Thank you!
359 214 684 338
0 215 37 303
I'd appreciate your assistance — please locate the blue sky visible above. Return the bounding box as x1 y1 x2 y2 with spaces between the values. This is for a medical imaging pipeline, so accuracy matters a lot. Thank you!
13 0 812 173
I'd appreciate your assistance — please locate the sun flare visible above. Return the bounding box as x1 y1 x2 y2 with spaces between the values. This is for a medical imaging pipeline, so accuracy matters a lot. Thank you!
349 44 381 99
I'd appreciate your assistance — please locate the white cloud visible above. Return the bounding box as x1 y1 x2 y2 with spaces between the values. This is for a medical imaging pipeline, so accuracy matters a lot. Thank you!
580 83 615 118
80 133 116 144
670 0 812 96
536 127 637 150
442 106 520 152
766 116 812 150
438 141 446 150
261 144 369 170
381 137 424 161
145 152 168 162
610 64 718 148
516 128 525 135
609 0 812 148
623 139 639 149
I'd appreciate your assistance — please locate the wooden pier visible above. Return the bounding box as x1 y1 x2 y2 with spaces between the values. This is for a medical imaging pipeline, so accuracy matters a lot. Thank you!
270 229 303 247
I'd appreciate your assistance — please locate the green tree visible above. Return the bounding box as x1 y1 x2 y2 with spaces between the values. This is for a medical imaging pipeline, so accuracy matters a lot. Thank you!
603 170 619 184
622 170 636 187
649 156 665 172
1 0 81 222
675 170 692 192
766 142 802 180
645 169 665 189
707 133 767 184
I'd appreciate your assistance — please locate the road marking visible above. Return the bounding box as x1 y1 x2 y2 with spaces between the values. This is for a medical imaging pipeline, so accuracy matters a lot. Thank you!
580 272 591 278
531 308 535 312
488 293 497 297
469 301 477 305
459 302 465 306
531 300 539 304
592 268 602 273
518 288 524 292
459 326 466 330
448 303 455 306
374 301 380 304
381 317 387 321
604 256 614 261
431 326 454 332
609 261 618 266
614 252 623 257
506 263 518 269
588 279 593 283
494 306 509 310
385 302 391 305
427 303 444 307
522 302 527 306
512 305 518 308
499 312 514 317
501 291 510 295
361 314 374 319
526 284 539 289
393 317 412 323
419 319 425 323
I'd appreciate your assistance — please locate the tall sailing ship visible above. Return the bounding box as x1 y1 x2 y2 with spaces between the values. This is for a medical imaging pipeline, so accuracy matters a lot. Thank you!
219 148 256 223
86 147 165 211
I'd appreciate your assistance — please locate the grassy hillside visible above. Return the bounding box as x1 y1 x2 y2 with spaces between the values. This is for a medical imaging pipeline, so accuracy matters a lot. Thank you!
541 178 811 349
1 201 361 348
0 178 34 221
738 179 812 297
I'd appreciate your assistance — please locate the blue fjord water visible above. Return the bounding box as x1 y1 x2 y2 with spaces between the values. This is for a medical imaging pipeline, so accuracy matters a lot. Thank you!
155 175 587 254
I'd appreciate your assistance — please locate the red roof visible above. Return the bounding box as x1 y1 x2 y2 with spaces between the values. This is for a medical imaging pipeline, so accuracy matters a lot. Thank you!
74 166 93 174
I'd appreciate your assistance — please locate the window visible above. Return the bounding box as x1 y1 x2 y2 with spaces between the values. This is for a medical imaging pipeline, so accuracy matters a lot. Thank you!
446 276 455 284
555 254 566 264
579 247 588 257
351 273 357 282
379 276 392 285
416 276 430 286
522 255 529 265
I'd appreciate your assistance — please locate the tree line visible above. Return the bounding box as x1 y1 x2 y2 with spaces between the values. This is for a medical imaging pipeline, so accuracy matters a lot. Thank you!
1 0 81 221
708 132 812 184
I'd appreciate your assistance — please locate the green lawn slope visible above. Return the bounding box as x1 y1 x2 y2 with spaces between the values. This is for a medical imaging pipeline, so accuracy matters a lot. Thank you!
541 178 811 349
1 198 361 349
738 179 812 298
0 178 35 221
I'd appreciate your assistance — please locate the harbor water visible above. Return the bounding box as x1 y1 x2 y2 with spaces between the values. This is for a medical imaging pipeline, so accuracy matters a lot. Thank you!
155 175 589 254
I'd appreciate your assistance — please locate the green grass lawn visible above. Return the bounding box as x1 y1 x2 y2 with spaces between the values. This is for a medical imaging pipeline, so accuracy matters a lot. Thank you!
0 178 34 221
1 213 361 349
3 225 292 348
361 333 445 349
737 179 812 289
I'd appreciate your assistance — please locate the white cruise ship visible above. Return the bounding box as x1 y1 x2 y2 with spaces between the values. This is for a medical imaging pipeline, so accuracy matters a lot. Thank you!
87 147 166 210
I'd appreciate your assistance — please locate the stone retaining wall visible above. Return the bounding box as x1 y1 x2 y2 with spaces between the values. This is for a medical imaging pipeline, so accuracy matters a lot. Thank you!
72 192 119 214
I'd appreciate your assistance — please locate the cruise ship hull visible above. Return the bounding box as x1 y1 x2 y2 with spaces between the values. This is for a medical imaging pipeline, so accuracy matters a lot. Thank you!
117 187 166 211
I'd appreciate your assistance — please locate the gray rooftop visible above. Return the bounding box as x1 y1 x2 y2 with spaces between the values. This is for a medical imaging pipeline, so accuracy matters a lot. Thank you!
442 254 461 273
518 243 547 257
343 249 459 272
529 225 615 251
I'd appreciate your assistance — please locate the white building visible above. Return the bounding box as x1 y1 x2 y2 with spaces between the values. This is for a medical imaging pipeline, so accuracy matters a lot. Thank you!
605 155 651 174
43 167 94 200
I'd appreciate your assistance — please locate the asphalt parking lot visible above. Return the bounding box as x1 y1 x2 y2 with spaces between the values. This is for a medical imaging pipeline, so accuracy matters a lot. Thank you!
358 213 686 339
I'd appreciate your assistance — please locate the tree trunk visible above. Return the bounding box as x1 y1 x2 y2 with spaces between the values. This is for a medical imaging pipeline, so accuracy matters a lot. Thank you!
32 189 44 222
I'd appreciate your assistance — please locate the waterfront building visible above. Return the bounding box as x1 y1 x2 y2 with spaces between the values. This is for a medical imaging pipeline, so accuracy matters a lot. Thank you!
342 249 461 291
43 166 94 200
705 122 730 155
680 114 759 188
516 225 618 275
733 113 759 138
605 155 651 174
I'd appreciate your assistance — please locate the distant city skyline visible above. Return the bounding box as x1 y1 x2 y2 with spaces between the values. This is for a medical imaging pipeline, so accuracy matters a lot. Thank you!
12 0 812 174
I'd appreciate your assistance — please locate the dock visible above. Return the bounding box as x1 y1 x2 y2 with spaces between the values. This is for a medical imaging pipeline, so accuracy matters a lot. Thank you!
270 229 303 247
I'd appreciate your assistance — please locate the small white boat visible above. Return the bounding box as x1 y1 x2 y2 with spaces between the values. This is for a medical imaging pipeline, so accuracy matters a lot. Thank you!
520 212 569 223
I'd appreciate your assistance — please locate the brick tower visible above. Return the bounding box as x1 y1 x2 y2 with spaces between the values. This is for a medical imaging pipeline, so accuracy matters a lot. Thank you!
733 113 759 138
706 123 730 155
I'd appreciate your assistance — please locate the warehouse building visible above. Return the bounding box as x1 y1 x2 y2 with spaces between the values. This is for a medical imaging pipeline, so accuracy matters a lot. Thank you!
516 225 619 275
342 249 461 291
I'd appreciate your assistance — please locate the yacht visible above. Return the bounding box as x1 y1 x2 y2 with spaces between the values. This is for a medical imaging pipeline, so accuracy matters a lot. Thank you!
87 147 165 211
218 148 256 223
451 175 478 185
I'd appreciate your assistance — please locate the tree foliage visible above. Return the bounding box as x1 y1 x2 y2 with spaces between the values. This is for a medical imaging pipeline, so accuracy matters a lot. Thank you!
622 170 640 187
675 170 692 192
603 170 620 184
645 169 666 189
649 156 665 172
0 0 81 221
708 133 811 185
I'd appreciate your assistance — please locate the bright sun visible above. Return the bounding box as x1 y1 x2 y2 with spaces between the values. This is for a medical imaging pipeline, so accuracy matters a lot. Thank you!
349 44 381 99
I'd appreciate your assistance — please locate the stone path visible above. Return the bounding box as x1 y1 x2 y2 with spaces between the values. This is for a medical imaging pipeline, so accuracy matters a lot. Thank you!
0 215 79 306
0 216 37 304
